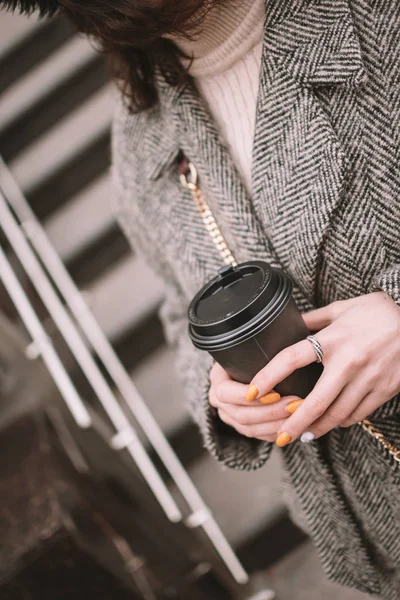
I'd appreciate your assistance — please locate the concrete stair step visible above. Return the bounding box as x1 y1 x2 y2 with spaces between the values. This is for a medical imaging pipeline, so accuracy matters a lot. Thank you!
85 254 163 342
44 174 115 263
66 225 130 288
0 14 75 94
182 450 284 547
129 345 189 438
27 128 111 220
0 35 97 132
9 84 114 196
0 9 39 57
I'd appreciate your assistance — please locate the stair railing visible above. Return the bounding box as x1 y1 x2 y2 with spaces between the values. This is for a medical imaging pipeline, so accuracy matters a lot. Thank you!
0 155 250 586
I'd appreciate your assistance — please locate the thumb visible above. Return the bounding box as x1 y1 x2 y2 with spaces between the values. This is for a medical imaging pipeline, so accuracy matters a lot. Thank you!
302 304 335 331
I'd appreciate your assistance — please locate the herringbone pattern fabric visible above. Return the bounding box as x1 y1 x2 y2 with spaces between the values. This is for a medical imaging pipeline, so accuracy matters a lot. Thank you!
112 0 400 596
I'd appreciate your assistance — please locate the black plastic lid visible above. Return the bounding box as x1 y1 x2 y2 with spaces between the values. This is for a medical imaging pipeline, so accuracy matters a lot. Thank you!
188 261 292 347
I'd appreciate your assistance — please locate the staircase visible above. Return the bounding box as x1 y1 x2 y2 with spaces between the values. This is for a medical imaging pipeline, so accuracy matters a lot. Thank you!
0 9 305 596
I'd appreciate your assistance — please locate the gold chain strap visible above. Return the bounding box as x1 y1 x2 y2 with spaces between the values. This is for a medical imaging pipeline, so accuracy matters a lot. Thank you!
180 158 400 464
179 161 237 267
360 420 400 464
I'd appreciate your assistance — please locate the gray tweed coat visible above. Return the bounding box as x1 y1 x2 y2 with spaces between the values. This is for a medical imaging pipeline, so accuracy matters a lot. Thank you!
112 0 400 597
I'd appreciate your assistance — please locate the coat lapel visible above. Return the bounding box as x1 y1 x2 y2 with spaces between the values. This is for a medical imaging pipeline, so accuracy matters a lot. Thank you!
252 0 367 306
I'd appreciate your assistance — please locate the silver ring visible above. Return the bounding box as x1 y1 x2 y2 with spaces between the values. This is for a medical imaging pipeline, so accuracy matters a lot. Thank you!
307 335 324 363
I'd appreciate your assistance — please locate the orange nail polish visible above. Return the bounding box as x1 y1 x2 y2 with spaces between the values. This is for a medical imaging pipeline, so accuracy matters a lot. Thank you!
276 432 292 447
286 399 304 414
245 383 259 403
259 391 281 405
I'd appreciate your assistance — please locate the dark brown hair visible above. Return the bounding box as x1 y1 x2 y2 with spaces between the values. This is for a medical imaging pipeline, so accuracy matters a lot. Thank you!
61 0 218 112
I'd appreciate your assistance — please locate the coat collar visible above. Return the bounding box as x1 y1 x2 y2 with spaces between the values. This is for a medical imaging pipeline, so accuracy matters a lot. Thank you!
263 0 366 87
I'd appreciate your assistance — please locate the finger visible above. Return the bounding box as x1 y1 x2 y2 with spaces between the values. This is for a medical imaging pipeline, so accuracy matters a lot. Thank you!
210 362 231 384
255 434 279 443
341 390 391 427
218 407 287 439
302 299 355 331
258 390 282 405
302 306 335 332
215 379 284 407
209 383 219 408
220 396 301 426
209 365 231 408
286 398 304 414
246 338 318 401
275 365 347 447
214 378 253 406
304 378 370 439
241 419 288 440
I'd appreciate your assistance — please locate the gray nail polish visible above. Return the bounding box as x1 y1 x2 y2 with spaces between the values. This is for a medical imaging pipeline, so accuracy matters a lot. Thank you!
301 431 316 443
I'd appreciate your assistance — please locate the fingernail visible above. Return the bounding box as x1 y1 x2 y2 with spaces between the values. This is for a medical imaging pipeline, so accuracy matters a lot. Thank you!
246 383 259 403
300 431 316 443
276 432 292 447
286 399 304 414
259 391 281 404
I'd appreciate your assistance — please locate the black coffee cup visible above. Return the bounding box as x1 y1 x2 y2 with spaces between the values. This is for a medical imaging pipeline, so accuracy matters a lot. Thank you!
188 261 323 398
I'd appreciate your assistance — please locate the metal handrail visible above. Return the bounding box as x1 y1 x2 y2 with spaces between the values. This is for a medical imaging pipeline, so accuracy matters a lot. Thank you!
0 247 91 429
0 184 182 524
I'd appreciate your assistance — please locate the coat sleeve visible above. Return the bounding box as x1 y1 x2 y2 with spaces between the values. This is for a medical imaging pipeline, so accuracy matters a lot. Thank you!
372 265 400 308
110 105 272 471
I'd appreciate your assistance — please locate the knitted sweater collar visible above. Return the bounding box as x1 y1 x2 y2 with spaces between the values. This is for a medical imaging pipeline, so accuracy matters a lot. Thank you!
171 0 265 77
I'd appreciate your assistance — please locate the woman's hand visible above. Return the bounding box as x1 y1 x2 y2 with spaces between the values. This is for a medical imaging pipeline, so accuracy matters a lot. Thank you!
209 362 299 442
245 291 400 447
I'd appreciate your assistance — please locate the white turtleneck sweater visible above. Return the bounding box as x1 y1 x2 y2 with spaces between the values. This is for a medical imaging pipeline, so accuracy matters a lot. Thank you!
172 0 265 195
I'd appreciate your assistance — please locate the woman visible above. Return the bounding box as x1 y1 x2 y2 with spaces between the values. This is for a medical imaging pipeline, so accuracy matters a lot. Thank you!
4 0 400 597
